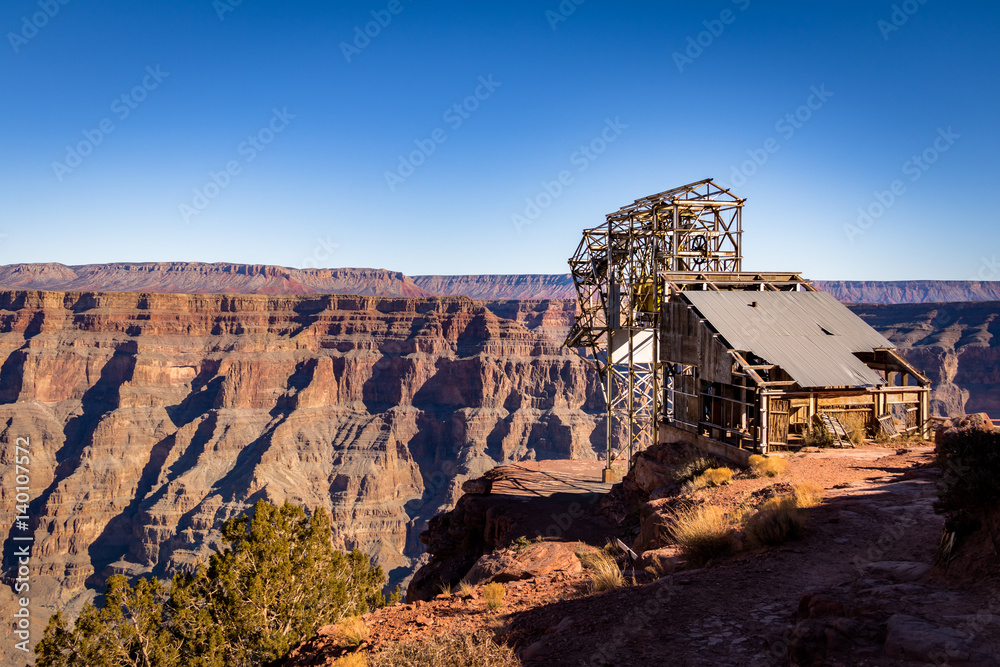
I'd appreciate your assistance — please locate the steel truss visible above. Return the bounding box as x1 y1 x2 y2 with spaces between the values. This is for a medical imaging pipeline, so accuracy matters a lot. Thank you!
565 179 745 473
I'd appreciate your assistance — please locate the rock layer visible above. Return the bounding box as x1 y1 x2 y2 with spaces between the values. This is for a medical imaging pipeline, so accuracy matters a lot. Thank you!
0 290 602 644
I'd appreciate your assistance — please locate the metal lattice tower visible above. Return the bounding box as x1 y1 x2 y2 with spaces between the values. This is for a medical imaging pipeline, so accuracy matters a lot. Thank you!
564 178 744 476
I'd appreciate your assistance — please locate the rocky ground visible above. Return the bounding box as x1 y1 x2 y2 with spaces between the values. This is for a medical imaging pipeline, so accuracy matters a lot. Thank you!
288 444 1000 666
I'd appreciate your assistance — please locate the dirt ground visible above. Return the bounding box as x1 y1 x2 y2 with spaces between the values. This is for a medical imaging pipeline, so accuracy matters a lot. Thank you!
288 446 1000 667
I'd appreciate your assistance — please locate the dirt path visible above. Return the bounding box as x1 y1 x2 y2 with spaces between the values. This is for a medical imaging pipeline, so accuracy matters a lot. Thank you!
288 446 1000 666
505 446 1000 666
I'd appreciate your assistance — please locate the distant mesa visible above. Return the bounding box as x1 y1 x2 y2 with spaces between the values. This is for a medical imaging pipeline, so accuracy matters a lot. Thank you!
0 263 998 303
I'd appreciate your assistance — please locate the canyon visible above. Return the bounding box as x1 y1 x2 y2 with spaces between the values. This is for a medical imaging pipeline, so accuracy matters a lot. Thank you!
4 263 1000 304
0 290 601 659
0 264 998 662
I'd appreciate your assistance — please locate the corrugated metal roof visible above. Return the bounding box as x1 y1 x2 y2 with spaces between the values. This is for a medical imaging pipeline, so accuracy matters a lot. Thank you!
682 291 892 388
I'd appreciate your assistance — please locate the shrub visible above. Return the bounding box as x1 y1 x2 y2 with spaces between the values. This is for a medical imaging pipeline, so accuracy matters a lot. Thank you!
370 630 518 667
514 536 530 550
483 583 505 611
36 501 390 667
936 428 1000 514
676 456 715 482
744 495 804 546
456 580 475 599
669 504 740 566
793 483 823 508
694 467 734 488
804 426 835 448
581 548 624 592
748 454 788 478
334 616 369 648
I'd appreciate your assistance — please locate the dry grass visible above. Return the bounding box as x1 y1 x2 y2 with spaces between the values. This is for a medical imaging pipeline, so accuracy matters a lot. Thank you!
748 454 788 478
438 581 452 596
669 504 740 566
483 582 504 611
744 494 805 547
456 579 476 599
333 616 369 648
334 654 368 667
694 467 734 488
580 547 624 592
804 426 835 448
370 629 519 667
793 482 823 508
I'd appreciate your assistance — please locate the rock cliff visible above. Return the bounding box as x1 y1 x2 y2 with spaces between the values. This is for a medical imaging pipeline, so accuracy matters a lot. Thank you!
849 301 1000 416
0 291 602 652
0 263 432 297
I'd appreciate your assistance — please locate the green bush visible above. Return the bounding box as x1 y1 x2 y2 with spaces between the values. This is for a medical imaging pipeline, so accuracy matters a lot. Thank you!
37 500 393 667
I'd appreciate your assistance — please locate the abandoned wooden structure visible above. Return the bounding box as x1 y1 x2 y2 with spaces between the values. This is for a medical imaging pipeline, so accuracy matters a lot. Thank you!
565 178 931 474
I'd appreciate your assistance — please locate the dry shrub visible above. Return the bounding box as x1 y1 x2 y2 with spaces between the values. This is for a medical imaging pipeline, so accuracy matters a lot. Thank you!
581 548 624 592
438 581 452 596
333 615 369 648
804 426 835 448
457 579 475 599
793 483 823 508
744 495 804 546
748 454 788 478
695 467 734 488
370 629 518 667
676 456 715 482
483 582 504 611
334 654 369 667
669 504 740 566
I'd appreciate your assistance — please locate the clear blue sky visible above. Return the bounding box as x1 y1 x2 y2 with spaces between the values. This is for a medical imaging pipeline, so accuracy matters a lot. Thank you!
1 0 997 279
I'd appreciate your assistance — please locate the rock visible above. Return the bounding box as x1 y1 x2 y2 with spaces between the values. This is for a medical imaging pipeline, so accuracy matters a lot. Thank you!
638 547 679 576
414 615 433 626
461 478 493 495
884 614 973 663
0 289 604 644
465 542 582 585
521 640 548 659
863 561 932 583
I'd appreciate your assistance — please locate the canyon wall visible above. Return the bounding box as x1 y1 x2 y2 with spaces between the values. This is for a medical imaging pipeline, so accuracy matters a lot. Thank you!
0 291 602 656
0 263 433 297
849 301 1000 417
4 264 999 305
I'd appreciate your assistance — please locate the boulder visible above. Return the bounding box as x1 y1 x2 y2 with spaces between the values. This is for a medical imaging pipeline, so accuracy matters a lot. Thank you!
862 561 932 583
884 614 974 663
465 541 582 585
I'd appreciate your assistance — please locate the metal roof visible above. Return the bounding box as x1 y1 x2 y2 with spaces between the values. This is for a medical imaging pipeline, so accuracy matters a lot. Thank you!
682 290 893 388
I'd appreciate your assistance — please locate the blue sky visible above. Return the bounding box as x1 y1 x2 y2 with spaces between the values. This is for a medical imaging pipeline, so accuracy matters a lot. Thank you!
1 0 997 279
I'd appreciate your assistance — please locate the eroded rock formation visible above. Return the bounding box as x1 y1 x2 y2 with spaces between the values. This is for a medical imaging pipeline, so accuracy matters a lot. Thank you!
0 290 602 638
